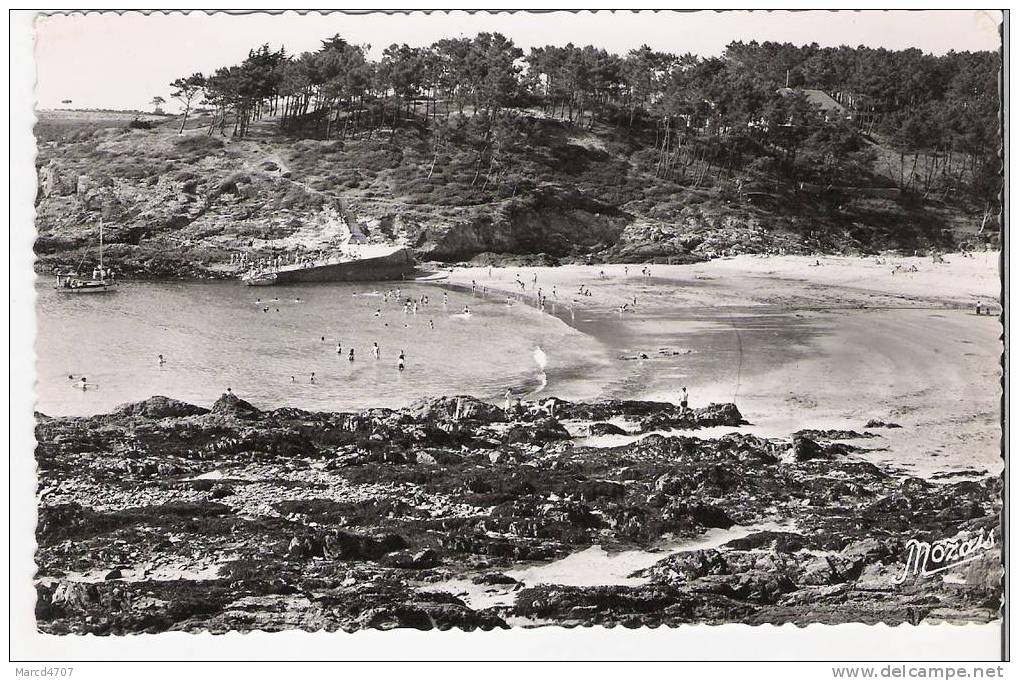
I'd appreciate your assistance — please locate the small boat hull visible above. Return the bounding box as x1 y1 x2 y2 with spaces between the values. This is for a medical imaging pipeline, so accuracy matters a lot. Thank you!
243 273 279 286
54 279 116 293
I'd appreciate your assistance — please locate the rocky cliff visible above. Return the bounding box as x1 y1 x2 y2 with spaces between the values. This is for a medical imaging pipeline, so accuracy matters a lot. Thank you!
33 112 994 279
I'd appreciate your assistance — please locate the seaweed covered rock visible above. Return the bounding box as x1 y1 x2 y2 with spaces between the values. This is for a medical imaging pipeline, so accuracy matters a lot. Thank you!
406 395 506 424
210 392 262 419
504 417 571 444
114 395 210 419
588 422 628 436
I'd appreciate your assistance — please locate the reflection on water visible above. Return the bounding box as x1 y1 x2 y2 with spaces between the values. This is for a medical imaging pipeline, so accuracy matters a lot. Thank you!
34 280 620 417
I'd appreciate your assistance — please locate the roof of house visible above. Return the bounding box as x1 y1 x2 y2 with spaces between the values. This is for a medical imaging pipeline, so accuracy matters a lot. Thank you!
776 87 848 114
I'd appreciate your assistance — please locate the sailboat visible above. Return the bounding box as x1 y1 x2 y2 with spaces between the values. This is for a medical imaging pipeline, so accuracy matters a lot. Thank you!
54 218 117 294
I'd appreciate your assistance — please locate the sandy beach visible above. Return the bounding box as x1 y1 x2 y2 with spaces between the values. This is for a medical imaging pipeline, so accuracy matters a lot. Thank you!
444 252 1003 478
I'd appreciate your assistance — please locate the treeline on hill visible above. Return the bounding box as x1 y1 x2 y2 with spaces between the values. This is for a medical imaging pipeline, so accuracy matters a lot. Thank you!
168 34 1000 208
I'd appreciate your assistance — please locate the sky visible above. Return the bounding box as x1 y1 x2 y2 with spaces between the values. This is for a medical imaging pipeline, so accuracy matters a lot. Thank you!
34 10 1003 112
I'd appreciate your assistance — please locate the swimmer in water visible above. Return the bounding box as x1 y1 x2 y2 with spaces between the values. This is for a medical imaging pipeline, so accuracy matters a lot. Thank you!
310 372 316 384
429 319 434 330
374 309 381 318
398 351 405 371
80 377 88 391
158 354 165 366
67 374 74 380
348 348 355 362
463 305 470 315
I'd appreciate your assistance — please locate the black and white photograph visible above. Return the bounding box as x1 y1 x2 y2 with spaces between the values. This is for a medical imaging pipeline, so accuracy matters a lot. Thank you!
9 7 1006 664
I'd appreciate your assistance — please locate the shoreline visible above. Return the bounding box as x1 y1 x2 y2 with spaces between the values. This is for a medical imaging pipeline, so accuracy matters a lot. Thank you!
433 252 1001 479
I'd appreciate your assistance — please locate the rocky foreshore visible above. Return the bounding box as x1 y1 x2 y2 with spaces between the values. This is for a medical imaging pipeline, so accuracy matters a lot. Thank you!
34 393 1001 634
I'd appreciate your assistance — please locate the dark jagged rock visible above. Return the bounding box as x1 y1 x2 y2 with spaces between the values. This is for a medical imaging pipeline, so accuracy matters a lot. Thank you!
321 530 408 561
791 435 825 461
210 392 262 418
381 549 441 570
864 420 903 429
472 572 519 585
794 428 876 440
588 422 628 436
639 403 747 432
114 395 210 419
504 417 571 444
33 393 1001 633
406 395 506 424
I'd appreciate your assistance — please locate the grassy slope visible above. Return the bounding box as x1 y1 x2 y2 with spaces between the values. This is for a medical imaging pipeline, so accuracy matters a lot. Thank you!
33 110 994 278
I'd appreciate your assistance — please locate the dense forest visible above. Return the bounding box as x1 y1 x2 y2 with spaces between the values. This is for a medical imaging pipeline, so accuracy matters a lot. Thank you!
170 34 1000 206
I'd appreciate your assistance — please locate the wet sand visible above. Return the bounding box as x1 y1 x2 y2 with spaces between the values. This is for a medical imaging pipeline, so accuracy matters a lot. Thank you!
444 253 1003 478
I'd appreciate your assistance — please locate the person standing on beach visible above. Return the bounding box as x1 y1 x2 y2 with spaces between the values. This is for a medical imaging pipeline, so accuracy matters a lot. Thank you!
398 351 406 371
348 348 355 362
504 389 513 415
371 342 380 359
310 372 316 384
680 387 689 414
976 301 983 315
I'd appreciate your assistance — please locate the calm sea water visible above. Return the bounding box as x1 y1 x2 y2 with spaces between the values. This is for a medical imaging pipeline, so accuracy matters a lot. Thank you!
35 280 622 417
